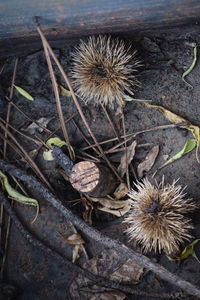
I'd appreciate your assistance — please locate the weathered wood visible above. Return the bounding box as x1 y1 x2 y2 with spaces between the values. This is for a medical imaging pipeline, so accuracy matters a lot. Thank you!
0 0 200 56
70 161 117 197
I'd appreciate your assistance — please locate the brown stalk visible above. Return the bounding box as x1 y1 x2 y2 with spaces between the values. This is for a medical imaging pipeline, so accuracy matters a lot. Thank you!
0 121 53 191
121 111 130 189
81 123 184 151
1 58 18 278
37 26 122 183
39 38 74 160
72 118 101 156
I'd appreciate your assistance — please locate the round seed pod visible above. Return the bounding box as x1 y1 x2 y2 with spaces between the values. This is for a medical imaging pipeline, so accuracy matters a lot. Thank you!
124 178 196 255
71 35 141 109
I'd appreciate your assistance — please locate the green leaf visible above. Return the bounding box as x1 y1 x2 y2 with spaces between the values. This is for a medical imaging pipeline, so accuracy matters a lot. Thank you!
14 85 34 101
182 46 198 88
168 239 200 262
0 171 39 223
46 137 67 149
155 139 196 173
59 85 71 97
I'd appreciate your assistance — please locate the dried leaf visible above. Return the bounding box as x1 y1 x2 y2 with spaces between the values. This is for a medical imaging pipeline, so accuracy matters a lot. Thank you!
137 145 159 178
98 205 131 217
182 46 197 88
69 249 144 299
168 239 200 263
0 170 39 223
89 196 131 217
154 139 196 175
14 85 34 101
72 245 81 263
59 85 71 97
118 140 137 177
81 196 94 224
65 233 85 245
114 183 128 200
21 117 53 135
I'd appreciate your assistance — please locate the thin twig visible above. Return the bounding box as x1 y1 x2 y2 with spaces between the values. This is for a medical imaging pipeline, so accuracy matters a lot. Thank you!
0 121 53 191
1 159 200 298
82 123 185 151
41 40 74 160
37 26 122 183
121 111 130 190
72 119 101 156
101 105 121 142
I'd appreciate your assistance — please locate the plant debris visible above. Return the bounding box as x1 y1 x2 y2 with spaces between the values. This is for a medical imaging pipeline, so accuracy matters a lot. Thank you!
168 239 200 263
182 46 198 88
69 249 144 300
14 84 34 101
21 117 53 135
154 139 196 176
145 102 200 162
0 170 39 223
137 145 159 178
118 140 137 177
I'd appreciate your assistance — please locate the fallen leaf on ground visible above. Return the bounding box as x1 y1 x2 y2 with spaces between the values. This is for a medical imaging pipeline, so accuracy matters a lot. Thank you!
14 85 34 101
81 196 94 224
89 196 131 217
137 145 159 178
145 102 200 162
114 183 128 200
168 239 200 263
63 232 86 263
21 117 53 135
59 85 71 97
154 139 196 176
118 140 137 177
43 136 75 161
182 46 197 88
69 249 144 300
0 170 39 223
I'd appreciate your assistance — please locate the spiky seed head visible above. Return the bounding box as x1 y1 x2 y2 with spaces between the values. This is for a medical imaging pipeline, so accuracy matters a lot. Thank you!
71 35 141 108
124 178 196 255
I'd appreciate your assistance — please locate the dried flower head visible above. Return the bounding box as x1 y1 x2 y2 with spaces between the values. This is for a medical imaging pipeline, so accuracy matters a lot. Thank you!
124 178 196 255
71 35 141 108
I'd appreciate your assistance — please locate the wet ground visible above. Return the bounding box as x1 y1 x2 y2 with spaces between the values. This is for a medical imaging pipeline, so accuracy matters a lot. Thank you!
0 25 200 299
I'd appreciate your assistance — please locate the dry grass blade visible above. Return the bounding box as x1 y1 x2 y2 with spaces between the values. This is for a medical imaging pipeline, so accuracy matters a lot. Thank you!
37 26 122 182
0 121 53 191
81 123 185 152
39 37 74 160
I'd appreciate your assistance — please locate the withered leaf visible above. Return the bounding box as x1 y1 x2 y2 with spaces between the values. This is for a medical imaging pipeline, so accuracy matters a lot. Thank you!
118 140 137 177
21 117 53 135
89 196 131 217
114 183 128 200
137 145 159 178
69 249 144 300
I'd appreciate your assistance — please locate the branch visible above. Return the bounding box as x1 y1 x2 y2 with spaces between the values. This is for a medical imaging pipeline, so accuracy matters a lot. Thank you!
0 159 199 298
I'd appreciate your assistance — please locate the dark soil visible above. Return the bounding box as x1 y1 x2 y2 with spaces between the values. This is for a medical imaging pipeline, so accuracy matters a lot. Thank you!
0 25 200 300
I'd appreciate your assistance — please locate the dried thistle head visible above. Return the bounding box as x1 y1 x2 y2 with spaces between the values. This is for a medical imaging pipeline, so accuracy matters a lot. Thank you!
71 35 141 108
124 178 196 255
